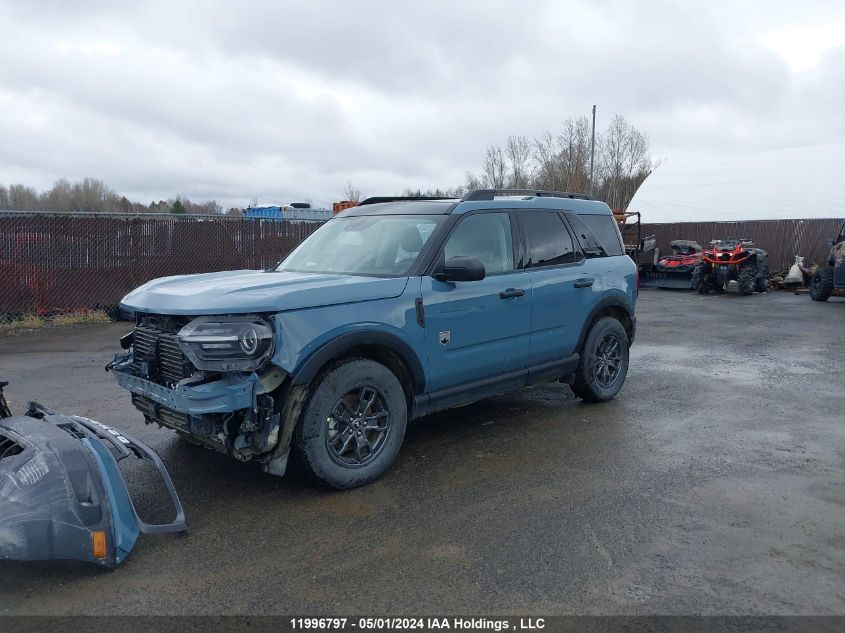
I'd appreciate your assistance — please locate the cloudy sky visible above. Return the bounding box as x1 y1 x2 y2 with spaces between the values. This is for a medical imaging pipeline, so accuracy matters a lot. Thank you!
1 0 844 208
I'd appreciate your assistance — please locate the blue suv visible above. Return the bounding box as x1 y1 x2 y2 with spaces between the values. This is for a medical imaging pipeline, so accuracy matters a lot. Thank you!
109 189 637 488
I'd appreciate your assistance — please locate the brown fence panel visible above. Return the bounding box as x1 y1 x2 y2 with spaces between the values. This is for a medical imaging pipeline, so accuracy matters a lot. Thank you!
2 212 840 317
640 218 840 272
0 212 323 316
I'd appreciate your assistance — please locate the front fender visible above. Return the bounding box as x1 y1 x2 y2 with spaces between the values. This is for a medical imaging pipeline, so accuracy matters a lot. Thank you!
289 329 426 393
271 286 427 394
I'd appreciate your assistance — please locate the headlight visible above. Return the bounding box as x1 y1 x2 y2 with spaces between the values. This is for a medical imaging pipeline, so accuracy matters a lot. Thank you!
177 315 274 372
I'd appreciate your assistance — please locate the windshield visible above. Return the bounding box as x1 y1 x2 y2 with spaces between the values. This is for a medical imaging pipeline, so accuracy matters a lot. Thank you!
277 215 444 276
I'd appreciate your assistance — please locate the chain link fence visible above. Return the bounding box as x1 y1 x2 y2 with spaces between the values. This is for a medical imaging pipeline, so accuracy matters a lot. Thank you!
0 212 323 319
1 211 840 321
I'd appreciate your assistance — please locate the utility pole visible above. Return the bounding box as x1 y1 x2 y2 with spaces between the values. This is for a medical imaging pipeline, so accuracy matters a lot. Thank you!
589 104 596 197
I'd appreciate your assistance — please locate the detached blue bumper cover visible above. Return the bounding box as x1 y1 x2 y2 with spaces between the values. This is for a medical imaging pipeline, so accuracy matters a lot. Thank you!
0 393 187 568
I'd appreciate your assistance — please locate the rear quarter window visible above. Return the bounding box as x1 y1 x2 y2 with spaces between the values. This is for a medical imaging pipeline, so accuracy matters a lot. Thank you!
578 214 625 256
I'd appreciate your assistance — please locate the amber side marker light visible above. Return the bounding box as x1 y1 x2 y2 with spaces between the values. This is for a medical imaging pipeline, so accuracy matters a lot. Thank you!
92 530 107 559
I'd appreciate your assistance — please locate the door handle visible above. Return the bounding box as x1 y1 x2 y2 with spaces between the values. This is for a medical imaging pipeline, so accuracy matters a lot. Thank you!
573 277 595 288
499 288 525 299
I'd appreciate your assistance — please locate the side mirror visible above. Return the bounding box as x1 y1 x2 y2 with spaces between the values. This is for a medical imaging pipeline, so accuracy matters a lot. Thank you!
433 256 486 282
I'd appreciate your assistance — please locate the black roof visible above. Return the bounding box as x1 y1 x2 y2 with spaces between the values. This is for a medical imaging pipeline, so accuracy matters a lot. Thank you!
340 200 457 216
461 188 590 201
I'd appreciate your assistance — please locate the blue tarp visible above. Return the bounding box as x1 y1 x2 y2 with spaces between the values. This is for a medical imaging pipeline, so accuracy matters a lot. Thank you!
244 206 331 221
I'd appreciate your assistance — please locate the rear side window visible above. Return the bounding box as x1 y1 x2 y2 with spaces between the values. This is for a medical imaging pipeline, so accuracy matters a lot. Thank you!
521 212 580 268
579 215 625 256
564 212 606 258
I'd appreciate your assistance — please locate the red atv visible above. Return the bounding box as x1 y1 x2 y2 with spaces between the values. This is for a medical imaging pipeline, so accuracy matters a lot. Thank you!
639 240 702 289
692 239 769 295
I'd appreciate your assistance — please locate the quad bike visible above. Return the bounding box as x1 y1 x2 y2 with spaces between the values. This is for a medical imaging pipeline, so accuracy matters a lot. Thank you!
809 219 845 301
0 380 187 567
692 239 769 295
639 239 702 289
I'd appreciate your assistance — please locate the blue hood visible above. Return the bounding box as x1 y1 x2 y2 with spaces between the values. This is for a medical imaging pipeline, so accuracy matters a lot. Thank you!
121 270 410 315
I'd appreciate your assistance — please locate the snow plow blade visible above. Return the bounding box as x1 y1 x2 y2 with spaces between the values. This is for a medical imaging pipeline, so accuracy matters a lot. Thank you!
0 382 187 568
639 267 694 289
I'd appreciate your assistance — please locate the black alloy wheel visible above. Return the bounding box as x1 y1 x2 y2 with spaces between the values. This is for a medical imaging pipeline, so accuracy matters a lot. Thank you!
593 333 624 389
326 386 392 468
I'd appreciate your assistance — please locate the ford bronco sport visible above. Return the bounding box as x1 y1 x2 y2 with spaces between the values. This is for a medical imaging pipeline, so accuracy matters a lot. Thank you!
109 189 637 488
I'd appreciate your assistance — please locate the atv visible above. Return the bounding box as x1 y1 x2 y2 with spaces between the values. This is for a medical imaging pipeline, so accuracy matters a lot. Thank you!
809 219 845 301
639 239 702 289
692 239 769 295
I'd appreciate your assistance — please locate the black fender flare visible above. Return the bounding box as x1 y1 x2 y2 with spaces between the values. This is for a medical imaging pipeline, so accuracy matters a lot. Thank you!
290 330 427 395
576 296 635 351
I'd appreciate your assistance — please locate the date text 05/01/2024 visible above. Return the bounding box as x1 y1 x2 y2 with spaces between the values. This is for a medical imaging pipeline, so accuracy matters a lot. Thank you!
289 618 546 630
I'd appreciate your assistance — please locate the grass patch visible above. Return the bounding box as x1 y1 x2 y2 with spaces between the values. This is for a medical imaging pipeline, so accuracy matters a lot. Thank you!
0 310 111 335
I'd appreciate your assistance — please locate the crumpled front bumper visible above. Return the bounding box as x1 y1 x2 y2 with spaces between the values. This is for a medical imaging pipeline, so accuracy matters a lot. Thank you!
108 350 285 417
111 363 258 416
108 351 290 469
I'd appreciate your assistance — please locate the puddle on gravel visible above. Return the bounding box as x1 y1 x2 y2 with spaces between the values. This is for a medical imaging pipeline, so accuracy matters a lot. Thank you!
631 343 821 386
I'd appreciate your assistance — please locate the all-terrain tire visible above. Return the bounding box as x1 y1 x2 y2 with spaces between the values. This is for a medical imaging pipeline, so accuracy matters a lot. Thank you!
755 267 769 293
810 265 834 301
737 263 756 295
692 262 713 294
292 358 407 489
570 317 630 403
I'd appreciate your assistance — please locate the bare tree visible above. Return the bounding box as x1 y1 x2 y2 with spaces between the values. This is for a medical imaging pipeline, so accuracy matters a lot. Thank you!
464 172 487 192
532 131 561 191
7 184 39 211
505 135 533 188
343 181 362 202
558 116 592 194
597 115 651 210
482 145 507 189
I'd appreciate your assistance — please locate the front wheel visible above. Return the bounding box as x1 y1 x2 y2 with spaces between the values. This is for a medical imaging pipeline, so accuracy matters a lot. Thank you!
292 358 407 489
571 317 630 403
737 263 756 295
809 266 834 301
692 262 713 294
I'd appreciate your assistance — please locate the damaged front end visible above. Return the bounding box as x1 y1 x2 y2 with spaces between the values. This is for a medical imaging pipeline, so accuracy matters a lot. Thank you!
107 313 299 476
0 382 187 567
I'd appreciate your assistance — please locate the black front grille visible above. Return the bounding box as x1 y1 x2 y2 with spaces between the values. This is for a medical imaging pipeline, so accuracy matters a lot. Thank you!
0 432 24 460
132 315 195 388
131 393 189 430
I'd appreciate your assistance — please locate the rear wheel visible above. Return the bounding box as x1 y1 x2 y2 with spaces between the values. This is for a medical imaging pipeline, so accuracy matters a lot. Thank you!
292 358 407 489
692 262 713 294
810 266 834 301
738 263 756 295
571 317 630 403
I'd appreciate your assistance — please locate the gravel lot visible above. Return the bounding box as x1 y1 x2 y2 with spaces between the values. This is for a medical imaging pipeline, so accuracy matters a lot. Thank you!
1 290 843 615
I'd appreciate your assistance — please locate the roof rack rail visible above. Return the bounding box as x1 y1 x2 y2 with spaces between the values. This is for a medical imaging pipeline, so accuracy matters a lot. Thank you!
461 189 591 202
357 196 455 206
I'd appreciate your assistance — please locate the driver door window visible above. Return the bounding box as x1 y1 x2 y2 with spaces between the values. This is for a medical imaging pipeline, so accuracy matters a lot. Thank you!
443 213 514 274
